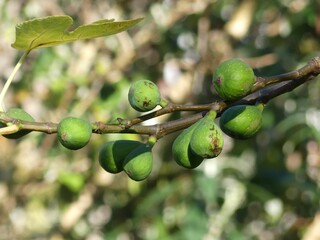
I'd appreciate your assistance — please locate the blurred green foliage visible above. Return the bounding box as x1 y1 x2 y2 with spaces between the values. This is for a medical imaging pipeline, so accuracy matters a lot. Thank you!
0 0 319 239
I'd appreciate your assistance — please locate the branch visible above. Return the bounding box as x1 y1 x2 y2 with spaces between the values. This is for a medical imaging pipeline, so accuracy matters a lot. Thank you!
251 56 320 92
1 57 320 139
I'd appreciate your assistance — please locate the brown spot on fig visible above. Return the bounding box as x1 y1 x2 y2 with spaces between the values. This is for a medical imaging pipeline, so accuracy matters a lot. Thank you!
62 132 68 141
145 81 154 88
208 131 223 157
212 59 255 101
143 101 150 107
216 76 221 85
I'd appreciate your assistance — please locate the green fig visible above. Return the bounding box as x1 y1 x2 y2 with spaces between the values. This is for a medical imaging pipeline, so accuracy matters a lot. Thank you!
122 144 153 181
172 120 203 169
213 58 255 101
190 111 224 158
57 117 92 150
99 140 143 174
128 79 161 112
219 104 263 139
0 108 35 139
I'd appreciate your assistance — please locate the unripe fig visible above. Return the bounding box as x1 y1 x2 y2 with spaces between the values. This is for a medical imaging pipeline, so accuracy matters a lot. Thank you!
122 144 153 181
213 58 255 101
0 108 34 139
57 117 92 150
99 140 143 174
190 111 224 158
172 120 203 169
128 79 161 112
219 104 263 139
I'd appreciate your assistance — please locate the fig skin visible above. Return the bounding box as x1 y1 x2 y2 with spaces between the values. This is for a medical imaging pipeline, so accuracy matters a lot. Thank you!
57 117 92 150
122 144 153 181
0 108 35 139
219 104 263 139
213 58 255 101
128 79 161 112
99 140 143 174
190 111 224 158
172 120 203 169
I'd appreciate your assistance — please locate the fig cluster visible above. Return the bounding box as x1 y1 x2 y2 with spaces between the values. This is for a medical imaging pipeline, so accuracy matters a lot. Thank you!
98 140 153 181
171 58 265 170
171 105 264 170
94 79 160 181
172 111 224 169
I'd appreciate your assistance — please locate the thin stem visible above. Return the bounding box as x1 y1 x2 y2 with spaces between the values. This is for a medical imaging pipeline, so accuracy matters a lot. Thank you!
0 50 31 111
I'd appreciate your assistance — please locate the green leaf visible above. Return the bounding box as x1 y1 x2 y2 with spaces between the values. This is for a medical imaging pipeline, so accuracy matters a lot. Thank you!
11 15 143 51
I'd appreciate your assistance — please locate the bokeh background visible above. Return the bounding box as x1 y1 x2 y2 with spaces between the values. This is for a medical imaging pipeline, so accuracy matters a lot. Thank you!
0 0 320 239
